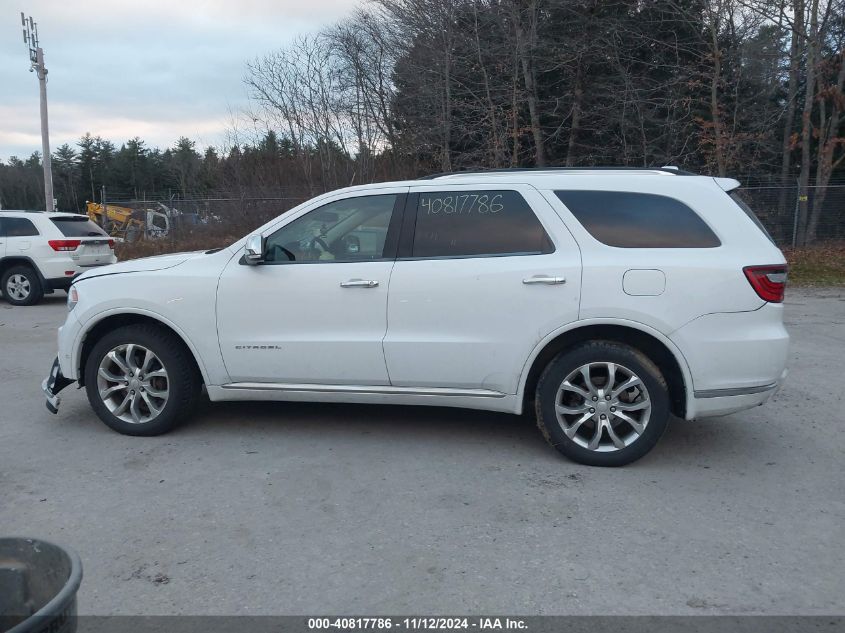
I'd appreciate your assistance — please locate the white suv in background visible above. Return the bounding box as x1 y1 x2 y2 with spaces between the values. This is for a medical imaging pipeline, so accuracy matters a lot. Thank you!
43 168 789 466
0 210 117 306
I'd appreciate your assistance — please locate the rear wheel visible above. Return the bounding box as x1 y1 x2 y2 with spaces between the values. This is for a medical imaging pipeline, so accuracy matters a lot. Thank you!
535 341 670 467
84 324 201 436
1 265 44 306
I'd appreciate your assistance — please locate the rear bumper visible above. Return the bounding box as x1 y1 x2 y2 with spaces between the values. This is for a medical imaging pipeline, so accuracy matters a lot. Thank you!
689 368 788 418
671 303 789 419
39 257 115 291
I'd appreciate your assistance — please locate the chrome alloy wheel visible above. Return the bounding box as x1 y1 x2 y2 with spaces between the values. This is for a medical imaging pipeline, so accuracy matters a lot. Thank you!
96 344 169 424
555 362 652 452
6 274 31 301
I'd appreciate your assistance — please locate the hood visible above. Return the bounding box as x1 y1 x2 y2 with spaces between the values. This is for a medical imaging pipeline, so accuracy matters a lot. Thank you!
75 250 207 282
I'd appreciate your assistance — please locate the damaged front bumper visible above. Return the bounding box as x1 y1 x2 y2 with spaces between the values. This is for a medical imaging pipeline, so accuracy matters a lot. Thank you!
42 357 75 414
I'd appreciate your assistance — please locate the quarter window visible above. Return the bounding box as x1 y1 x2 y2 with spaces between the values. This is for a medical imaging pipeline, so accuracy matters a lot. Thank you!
1 217 40 237
411 190 553 258
729 190 775 245
555 190 721 248
264 194 398 263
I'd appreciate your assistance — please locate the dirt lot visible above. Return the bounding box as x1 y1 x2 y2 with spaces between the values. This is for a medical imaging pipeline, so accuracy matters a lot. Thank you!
0 288 843 615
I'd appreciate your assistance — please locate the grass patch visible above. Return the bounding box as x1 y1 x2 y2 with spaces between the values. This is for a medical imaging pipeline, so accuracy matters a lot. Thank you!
783 241 845 286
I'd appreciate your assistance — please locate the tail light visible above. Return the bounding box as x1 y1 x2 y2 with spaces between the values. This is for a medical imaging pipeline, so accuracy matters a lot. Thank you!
744 265 787 303
108 239 115 249
48 239 81 252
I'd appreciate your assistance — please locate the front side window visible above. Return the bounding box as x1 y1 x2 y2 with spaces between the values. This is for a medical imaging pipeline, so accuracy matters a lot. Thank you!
1 217 40 237
411 190 554 258
555 190 721 248
264 194 398 263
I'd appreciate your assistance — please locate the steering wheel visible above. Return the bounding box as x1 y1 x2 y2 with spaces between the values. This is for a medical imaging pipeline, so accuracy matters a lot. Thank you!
308 236 330 256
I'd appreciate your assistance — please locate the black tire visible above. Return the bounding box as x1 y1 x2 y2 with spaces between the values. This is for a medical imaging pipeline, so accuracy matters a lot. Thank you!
1 265 44 306
84 324 201 436
535 340 670 467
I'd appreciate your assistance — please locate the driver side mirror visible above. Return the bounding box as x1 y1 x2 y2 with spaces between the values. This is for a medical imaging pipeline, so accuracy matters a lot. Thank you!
244 234 264 265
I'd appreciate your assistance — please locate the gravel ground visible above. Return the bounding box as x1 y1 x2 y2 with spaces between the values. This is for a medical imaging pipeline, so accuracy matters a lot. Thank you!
0 288 843 615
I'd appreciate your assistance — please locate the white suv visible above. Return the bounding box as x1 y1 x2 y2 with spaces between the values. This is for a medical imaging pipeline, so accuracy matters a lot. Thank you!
0 210 117 306
43 169 789 466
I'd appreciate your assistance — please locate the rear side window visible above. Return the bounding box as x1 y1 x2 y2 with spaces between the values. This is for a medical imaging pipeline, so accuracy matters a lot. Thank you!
412 190 554 258
51 216 109 237
1 217 40 237
555 190 721 248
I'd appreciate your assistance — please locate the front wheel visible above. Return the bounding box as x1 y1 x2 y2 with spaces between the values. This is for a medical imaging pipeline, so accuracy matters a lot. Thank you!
535 341 670 467
84 324 201 436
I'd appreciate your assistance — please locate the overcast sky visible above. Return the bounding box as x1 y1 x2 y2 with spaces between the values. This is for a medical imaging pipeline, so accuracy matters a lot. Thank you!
0 0 360 161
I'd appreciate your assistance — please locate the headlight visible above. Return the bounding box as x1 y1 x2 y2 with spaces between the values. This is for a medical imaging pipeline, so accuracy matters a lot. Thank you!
67 286 78 312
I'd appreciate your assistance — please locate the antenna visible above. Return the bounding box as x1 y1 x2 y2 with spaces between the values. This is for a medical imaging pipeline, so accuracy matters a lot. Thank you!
20 11 54 212
22 12 38 65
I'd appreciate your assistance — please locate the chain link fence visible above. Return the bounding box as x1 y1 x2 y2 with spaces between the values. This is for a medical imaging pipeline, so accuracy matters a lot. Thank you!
91 191 307 248
97 181 845 250
737 182 845 247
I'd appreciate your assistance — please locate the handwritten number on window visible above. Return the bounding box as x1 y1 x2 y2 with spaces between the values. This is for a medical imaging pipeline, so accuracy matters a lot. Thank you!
420 193 504 216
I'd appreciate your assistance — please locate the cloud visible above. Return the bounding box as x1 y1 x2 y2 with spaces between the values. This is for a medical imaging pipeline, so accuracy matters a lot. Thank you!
1 0 362 160
0 103 227 157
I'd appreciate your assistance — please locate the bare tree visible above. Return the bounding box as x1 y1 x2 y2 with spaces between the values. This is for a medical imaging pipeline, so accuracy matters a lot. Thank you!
807 29 845 240
508 0 545 165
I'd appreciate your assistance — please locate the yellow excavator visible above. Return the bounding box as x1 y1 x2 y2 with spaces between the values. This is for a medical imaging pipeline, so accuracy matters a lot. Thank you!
86 202 143 241
86 202 172 242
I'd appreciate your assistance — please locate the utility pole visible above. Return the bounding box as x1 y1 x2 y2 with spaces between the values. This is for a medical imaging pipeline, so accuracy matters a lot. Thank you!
21 12 55 212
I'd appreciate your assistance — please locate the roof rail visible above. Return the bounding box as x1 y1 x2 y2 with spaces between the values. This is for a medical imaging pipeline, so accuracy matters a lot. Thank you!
0 209 44 213
417 166 697 179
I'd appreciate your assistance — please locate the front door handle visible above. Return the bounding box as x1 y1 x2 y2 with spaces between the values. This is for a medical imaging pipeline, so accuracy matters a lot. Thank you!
523 275 566 285
340 279 379 288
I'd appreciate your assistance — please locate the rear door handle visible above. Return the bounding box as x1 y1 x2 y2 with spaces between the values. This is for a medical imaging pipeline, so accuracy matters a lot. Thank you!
523 275 566 285
340 279 379 288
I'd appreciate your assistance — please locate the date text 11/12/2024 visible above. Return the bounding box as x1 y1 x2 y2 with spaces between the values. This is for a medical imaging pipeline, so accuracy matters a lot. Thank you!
307 617 527 630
